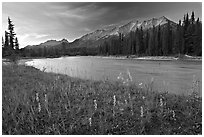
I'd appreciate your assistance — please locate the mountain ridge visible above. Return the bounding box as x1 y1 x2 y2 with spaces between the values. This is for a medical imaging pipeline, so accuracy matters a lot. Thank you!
78 16 176 42
25 38 69 49
24 16 177 49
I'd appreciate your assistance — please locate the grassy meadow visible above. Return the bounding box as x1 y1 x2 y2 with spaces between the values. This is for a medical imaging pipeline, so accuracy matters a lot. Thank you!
2 64 202 135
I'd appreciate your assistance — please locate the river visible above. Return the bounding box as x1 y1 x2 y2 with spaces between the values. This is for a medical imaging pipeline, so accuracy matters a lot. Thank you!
25 56 202 95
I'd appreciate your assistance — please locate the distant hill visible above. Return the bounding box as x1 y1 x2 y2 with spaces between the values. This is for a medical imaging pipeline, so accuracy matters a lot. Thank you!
25 38 69 50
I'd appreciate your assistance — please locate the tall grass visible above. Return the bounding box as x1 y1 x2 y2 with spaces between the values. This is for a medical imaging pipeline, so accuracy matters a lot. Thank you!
2 64 202 135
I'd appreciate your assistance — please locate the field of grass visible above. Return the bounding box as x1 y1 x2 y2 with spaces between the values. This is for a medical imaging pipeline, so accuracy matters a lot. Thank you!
2 64 202 135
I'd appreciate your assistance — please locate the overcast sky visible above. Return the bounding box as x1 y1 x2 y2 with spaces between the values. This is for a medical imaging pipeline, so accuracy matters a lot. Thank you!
2 2 202 48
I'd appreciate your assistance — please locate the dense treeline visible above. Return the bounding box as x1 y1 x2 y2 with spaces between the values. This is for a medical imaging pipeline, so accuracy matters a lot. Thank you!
22 46 99 58
2 12 202 58
99 12 202 56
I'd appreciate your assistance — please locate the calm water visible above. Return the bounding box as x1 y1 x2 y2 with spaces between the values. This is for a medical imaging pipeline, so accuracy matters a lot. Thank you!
25 56 202 95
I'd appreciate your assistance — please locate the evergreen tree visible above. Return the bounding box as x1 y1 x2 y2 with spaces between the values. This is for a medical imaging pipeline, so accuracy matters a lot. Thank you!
8 17 16 50
183 14 186 26
2 37 4 48
119 33 123 54
151 25 156 55
177 20 184 54
104 41 109 55
139 27 145 55
148 29 154 55
167 21 173 54
145 30 149 55
2 37 5 56
186 13 190 27
130 31 135 54
43 46 47 57
191 11 195 24
157 25 162 55
14 37 19 50
196 17 199 24
4 31 9 51
135 28 140 55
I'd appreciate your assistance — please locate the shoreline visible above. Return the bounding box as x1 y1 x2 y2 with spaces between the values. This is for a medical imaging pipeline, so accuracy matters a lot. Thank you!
2 54 202 65
21 54 203 63
90 55 202 61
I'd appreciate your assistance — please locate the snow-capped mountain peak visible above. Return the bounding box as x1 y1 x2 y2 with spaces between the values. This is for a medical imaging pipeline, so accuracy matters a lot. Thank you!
80 16 175 41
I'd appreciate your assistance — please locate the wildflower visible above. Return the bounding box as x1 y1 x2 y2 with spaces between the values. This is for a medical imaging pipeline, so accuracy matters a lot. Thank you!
172 110 176 119
128 93 131 100
113 95 116 117
55 75 60 80
139 83 143 86
140 106 144 117
94 99 97 110
38 102 41 112
117 72 124 81
124 79 129 86
120 108 124 111
160 98 163 107
142 96 145 100
89 117 92 126
125 99 127 104
44 94 48 104
127 69 133 82
44 93 51 115
36 92 39 102
113 95 116 107
117 72 122 80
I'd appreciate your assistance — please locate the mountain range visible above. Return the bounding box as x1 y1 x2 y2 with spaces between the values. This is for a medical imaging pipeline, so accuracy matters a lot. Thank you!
24 16 177 50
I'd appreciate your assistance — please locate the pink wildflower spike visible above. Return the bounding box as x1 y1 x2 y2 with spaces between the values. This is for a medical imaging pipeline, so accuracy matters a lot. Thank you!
140 106 144 117
94 99 97 110
89 117 92 126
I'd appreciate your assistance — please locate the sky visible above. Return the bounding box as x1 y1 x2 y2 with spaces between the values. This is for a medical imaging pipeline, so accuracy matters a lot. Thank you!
2 2 202 48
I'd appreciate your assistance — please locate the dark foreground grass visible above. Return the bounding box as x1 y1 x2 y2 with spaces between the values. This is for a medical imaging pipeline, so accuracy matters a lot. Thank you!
2 64 202 135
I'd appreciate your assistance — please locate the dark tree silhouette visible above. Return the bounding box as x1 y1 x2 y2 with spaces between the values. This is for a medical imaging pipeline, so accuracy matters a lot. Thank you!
8 17 16 50
14 37 19 50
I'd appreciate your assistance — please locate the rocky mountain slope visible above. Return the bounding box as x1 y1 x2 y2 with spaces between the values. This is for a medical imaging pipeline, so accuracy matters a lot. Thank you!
79 16 176 42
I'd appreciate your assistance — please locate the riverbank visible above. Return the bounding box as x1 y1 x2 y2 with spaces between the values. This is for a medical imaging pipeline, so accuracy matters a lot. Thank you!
3 54 201 65
92 54 202 61
2 64 201 135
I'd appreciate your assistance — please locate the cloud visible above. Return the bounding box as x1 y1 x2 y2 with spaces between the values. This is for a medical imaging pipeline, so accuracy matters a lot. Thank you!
17 33 49 47
83 28 91 32
19 33 48 39
57 11 85 20
54 3 110 20
33 33 48 39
